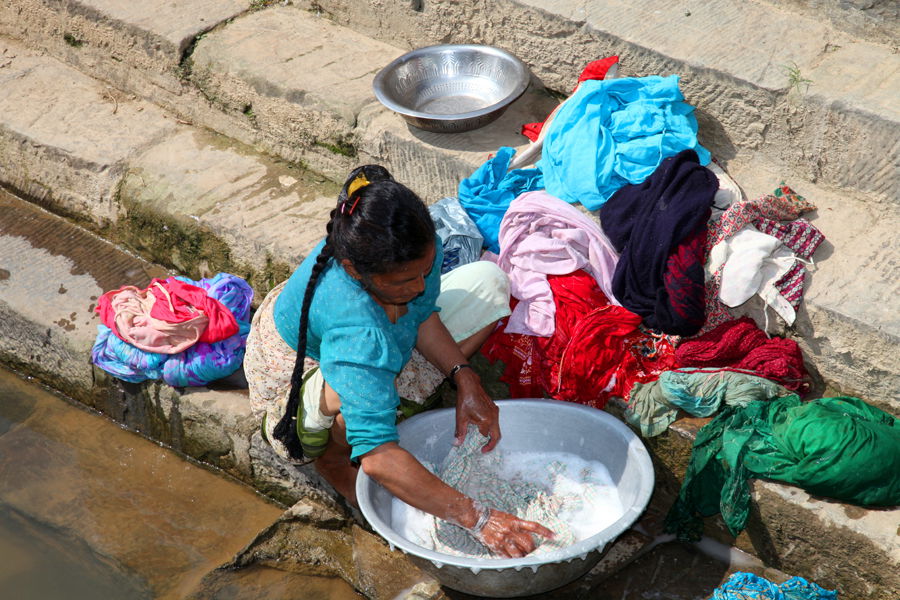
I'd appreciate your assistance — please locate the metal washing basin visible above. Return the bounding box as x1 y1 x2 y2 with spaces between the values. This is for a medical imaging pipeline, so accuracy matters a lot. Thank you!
356 399 655 597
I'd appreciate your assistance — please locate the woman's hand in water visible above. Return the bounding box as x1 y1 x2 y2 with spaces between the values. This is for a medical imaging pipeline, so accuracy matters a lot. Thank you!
453 369 500 452
477 509 555 558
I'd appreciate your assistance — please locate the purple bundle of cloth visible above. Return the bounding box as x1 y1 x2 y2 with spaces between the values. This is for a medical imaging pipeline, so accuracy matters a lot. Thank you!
91 273 253 387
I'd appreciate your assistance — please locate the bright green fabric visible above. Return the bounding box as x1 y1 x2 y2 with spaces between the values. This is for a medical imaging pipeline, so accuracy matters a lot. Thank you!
666 395 900 541
626 368 789 437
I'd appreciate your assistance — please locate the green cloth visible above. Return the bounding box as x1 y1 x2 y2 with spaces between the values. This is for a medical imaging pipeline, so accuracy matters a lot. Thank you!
626 368 789 437
666 395 900 541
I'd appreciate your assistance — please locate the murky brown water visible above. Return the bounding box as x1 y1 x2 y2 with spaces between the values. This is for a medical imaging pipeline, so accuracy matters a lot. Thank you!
0 366 362 600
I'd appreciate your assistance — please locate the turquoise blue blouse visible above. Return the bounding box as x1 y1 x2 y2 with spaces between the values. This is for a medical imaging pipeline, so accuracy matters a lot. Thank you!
273 239 442 459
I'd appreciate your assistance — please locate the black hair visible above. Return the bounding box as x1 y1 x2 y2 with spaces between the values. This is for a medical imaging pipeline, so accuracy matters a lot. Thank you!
272 164 436 459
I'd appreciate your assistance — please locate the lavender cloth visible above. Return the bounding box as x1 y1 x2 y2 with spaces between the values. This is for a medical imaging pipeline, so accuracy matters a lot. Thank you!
91 273 253 386
486 190 620 337
599 149 716 333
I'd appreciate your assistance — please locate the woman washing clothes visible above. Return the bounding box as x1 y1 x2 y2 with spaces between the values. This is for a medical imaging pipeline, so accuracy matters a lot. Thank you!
244 165 554 558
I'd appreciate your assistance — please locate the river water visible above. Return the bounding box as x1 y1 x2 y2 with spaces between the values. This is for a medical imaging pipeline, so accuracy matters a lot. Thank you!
0 366 362 600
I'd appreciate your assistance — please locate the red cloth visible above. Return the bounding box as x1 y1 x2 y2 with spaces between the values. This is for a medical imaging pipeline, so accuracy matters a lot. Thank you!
97 277 238 352
482 270 677 408
520 56 620 142
147 278 237 343
675 317 809 392
662 223 708 331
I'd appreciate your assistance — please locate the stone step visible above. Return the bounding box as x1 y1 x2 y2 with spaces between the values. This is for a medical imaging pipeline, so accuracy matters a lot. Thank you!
766 0 899 48
298 0 900 205
632 410 900 600
2 0 897 208
1 28 897 416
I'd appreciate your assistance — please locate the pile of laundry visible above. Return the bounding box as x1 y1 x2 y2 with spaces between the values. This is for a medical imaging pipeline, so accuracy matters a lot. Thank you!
91 273 253 387
434 57 900 539
437 57 819 411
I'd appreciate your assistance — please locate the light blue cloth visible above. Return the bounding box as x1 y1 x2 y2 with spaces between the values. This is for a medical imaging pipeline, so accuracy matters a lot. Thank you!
273 239 443 459
712 572 837 600
457 147 544 253
539 75 711 211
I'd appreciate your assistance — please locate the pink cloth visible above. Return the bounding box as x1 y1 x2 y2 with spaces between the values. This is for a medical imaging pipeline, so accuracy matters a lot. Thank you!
486 190 620 336
97 278 238 354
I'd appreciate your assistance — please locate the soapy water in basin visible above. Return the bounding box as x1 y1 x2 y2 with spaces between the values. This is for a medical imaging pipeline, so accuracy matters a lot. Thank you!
391 450 625 558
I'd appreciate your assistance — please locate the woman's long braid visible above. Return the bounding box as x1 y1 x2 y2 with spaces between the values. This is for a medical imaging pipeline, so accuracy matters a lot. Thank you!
272 210 337 459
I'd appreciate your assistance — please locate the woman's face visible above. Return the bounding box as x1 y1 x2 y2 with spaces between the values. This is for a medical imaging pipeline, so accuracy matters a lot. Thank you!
352 244 437 306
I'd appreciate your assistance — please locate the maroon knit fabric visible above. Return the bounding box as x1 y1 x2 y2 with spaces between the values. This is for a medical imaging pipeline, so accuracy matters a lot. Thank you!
675 317 809 393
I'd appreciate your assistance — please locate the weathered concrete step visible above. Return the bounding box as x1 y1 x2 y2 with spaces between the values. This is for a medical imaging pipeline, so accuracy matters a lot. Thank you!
1 31 896 417
766 0 899 48
3 0 897 209
626 410 900 600
0 0 248 94
0 37 339 293
299 0 900 205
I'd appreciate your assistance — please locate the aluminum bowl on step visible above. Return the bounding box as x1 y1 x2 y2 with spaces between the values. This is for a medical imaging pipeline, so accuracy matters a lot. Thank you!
356 399 655 598
372 44 530 133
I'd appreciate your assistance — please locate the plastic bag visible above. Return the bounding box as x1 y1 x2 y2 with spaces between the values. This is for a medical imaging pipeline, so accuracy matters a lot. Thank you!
429 197 484 273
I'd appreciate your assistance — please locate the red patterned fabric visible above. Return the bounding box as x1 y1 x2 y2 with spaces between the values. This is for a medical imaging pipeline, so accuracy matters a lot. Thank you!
702 184 817 333
675 317 809 392
482 271 678 408
663 224 708 331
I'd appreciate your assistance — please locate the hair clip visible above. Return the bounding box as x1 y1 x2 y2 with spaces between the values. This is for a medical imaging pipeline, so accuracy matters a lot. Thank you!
342 195 361 215
342 173 370 216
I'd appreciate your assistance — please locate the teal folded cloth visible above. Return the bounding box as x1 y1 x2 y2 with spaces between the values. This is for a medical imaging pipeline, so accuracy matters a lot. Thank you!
626 368 789 437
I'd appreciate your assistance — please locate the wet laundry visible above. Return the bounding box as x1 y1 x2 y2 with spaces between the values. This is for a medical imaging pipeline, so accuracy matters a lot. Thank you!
520 56 620 143
392 427 624 558
675 317 809 393
485 190 620 336
703 184 819 332
539 74 711 210
97 276 239 353
666 395 900 541
626 368 790 437
711 572 837 600
92 273 253 387
600 149 717 335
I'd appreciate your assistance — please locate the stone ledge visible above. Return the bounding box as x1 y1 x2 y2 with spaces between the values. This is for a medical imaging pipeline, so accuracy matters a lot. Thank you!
298 0 900 205
0 27 895 416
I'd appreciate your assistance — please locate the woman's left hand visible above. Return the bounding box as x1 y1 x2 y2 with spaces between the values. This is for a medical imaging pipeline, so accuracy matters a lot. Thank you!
453 369 500 452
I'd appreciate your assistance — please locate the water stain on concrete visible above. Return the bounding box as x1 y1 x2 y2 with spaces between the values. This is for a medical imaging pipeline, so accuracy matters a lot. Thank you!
0 190 168 292
843 505 868 520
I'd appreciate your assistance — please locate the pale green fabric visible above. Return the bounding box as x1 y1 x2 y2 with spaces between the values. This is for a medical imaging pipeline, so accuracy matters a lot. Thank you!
626 368 789 437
